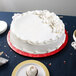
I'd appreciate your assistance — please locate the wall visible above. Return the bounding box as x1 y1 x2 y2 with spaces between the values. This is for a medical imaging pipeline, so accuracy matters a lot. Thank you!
0 0 76 16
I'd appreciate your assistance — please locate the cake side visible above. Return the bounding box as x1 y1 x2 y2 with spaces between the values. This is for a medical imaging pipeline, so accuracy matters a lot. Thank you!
10 30 65 54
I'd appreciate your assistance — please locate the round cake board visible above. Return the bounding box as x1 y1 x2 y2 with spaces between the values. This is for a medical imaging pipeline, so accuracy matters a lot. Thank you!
7 30 68 58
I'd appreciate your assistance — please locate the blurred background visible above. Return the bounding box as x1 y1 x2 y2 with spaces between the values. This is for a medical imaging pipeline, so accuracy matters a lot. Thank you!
0 0 76 16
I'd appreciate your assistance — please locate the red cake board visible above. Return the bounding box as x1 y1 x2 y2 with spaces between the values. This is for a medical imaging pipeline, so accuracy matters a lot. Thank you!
7 30 68 58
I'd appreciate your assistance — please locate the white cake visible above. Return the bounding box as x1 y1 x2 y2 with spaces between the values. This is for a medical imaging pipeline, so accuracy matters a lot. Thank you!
10 10 65 54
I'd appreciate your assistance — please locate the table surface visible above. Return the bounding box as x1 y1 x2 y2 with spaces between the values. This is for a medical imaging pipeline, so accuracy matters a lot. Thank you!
0 12 76 76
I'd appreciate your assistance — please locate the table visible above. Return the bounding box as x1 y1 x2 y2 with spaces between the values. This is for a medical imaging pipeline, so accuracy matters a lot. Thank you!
0 12 76 76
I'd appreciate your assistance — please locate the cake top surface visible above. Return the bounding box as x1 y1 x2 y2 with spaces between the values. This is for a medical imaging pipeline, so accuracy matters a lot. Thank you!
11 10 65 44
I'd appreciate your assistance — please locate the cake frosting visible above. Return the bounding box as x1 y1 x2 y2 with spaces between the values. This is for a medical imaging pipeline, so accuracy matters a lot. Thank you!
10 10 66 54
